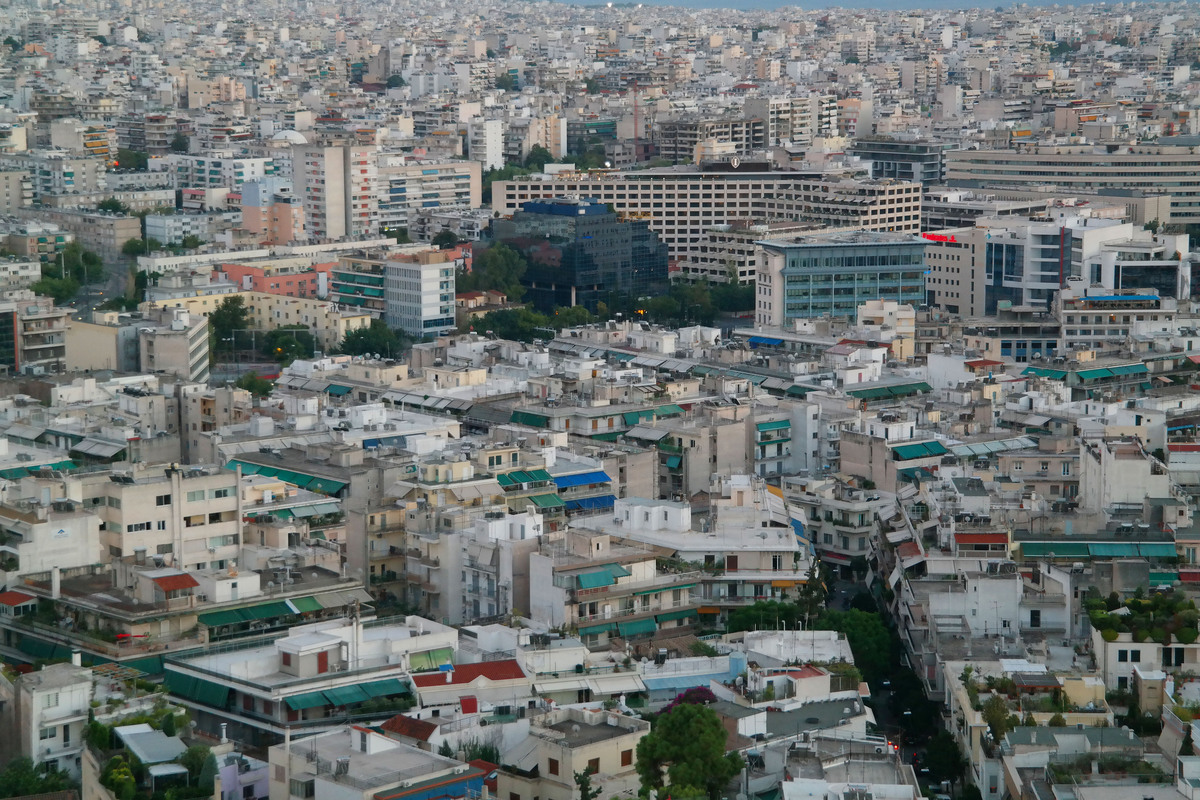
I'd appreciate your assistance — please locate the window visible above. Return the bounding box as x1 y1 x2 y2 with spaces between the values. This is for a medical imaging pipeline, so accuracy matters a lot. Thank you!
1011 461 1023 471
587 758 600 774
1118 650 1128 662
290 779 315 798
621 750 633 767
155 494 171 506
1132 650 1141 663
187 490 205 502
282 652 292 667
211 488 232 499
1062 463 1070 476
548 759 559 776
39 727 55 740
43 692 58 708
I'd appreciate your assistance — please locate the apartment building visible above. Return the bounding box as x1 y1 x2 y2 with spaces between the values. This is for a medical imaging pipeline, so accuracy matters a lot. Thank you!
0 151 107 201
138 308 211 383
0 170 33 215
849 138 952 185
745 94 838 147
656 116 766 162
295 143 379 241
21 208 141 263
494 165 921 263
375 155 482 231
675 221 821 284
383 250 457 338
0 292 72 375
13 661 93 780
145 213 213 246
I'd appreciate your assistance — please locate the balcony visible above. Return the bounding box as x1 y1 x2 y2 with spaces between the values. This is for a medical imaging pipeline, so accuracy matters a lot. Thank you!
574 598 692 624
570 570 703 601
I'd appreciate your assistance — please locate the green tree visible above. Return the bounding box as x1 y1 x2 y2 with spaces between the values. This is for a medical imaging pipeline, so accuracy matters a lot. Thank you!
462 308 551 341
338 319 404 357
725 601 802 633
161 712 177 737
198 753 218 792
982 694 1011 740
384 227 412 244
170 133 190 153
814 609 891 685
97 197 131 214
795 561 828 621
923 731 966 789
635 703 742 800
236 372 274 398
432 229 460 249
438 741 454 758
1048 712 1066 727
3 37 22 52
386 74 406 88
575 768 602 800
461 243 527 300
552 305 595 329
262 325 316 364
30 276 80 303
524 144 554 171
115 149 148 171
209 295 252 355
495 72 517 91
0 757 73 798
180 746 211 781
180 235 204 250
121 237 162 257
584 77 601 94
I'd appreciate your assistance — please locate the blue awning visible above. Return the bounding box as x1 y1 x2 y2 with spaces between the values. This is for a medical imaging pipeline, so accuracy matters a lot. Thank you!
748 336 783 347
553 471 612 489
566 495 616 511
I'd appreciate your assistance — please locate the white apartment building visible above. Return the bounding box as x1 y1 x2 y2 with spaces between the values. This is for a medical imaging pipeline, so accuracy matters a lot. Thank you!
384 255 457 337
144 213 213 246
14 661 93 780
467 118 505 170
295 143 379 241
0 257 41 291
744 94 837 146
0 151 107 201
164 151 275 189
0 170 33 215
495 167 921 263
376 155 482 231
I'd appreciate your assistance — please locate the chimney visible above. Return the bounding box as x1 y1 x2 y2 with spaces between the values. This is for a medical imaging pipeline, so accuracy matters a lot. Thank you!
71 650 81 667
445 669 453 683
220 723 228 743
51 566 60 599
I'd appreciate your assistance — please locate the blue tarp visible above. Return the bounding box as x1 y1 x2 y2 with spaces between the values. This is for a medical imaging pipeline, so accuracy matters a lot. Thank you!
748 336 783 347
566 495 616 511
553 471 612 488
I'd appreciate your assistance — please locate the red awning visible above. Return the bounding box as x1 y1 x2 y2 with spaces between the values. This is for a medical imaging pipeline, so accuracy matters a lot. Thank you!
151 573 199 592
460 696 479 714
954 532 1009 545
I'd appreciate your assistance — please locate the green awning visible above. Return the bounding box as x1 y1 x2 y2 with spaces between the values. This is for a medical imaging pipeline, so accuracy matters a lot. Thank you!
846 386 892 401
511 410 550 427
1109 364 1149 376
0 468 27 480
226 460 261 475
526 469 553 481
497 473 516 487
324 685 369 705
287 596 323 614
1140 543 1179 558
408 647 454 672
623 409 656 425
665 455 682 469
240 601 293 621
164 672 196 697
786 385 809 396
656 404 685 417
602 563 631 578
1150 570 1179 586
578 622 616 635
273 470 311 487
198 610 246 627
656 608 698 622
307 477 347 495
1077 368 1113 381
635 582 695 596
121 656 163 675
1089 542 1140 557
193 679 229 707
590 432 623 442
577 571 615 589
618 618 657 637
1019 542 1091 558
362 679 411 698
529 493 564 509
326 384 353 396
285 691 329 710
756 420 790 432
1023 366 1068 380
892 441 948 461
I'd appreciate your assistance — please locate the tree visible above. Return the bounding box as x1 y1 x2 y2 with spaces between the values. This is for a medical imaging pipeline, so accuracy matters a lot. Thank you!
1048 712 1066 727
170 133 190 153
575 768 602 800
814 609 891 686
180 746 211 782
462 308 552 342
495 73 517 91
180 235 204 250
209 295 252 355
115 149 148 171
236 372 274 398
30 276 80 303
461 243 527 300
384 227 412 244
524 144 554 171
923 731 966 789
795 561 828 621
198 753 218 792
0 757 73 798
432 229 460 250
3 37 22 53
386 74 406 88
982 694 1011 740
161 712 177 736
121 237 162 257
262 325 316 364
726 600 802 633
438 741 454 758
338 320 404 357
584 77 601 94
635 703 742 800
552 305 595 329
97 197 131 213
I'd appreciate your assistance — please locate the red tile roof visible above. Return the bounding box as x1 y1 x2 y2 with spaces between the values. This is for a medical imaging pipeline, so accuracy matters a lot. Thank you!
0 590 36 607
380 713 438 741
410 659 526 687
151 573 199 592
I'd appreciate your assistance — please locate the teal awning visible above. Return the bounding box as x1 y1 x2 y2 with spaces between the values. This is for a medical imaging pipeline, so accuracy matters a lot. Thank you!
1089 542 1140 557
623 409 656 425
528 493 564 509
511 410 550 427
240 601 293 621
197 609 245 627
1109 364 1149 376
324 685 369 705
656 608 698 622
577 571 615 589
1019 542 1090 558
892 441 949 461
285 692 329 710
193 679 229 707
656 404 685 417
362 679 411 698
757 420 790 432
578 622 616 635
287 596 323 614
1140 543 1179 558
618 618 657 637
664 455 682 468
307 477 347 495
1077 368 1113 381
1023 366 1068 380
326 384 353 396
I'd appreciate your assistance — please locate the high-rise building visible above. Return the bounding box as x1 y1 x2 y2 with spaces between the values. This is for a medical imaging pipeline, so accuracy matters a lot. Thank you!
383 250 457 337
487 199 669 313
295 142 379 241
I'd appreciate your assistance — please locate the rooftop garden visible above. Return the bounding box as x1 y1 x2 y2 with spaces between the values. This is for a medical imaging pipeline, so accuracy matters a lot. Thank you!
1085 589 1199 645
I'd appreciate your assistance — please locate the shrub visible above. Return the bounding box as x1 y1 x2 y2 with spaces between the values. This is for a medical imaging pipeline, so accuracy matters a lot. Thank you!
1101 628 1120 642
1177 629 1198 644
